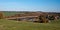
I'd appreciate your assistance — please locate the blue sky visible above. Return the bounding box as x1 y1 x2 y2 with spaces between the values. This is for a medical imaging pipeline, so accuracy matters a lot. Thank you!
0 0 60 12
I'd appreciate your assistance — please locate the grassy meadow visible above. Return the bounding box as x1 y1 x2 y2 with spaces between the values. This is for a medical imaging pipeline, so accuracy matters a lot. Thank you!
0 19 60 30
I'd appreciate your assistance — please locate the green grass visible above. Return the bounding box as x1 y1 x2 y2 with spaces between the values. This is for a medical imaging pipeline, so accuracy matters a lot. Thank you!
3 12 19 16
0 19 60 30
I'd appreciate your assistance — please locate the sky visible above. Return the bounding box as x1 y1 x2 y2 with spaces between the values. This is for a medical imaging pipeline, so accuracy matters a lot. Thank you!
0 0 60 12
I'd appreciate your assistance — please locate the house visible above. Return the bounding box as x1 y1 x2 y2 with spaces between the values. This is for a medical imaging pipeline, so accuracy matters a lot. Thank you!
5 12 50 23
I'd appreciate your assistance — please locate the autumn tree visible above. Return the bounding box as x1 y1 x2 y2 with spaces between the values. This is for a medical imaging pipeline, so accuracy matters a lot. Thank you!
0 12 4 19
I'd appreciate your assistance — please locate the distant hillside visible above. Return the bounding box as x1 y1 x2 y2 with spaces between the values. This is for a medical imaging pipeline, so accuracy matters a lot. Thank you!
0 11 60 16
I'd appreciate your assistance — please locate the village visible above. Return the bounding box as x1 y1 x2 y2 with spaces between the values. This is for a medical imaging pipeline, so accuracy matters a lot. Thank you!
0 11 60 23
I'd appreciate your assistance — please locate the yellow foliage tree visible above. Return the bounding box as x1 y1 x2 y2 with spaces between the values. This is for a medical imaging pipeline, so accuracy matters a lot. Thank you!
0 12 4 19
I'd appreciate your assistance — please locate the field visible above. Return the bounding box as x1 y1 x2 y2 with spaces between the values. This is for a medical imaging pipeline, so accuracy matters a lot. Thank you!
0 19 60 30
3 11 20 16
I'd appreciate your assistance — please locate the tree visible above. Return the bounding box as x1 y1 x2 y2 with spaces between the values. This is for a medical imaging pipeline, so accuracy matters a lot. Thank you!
0 12 4 19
